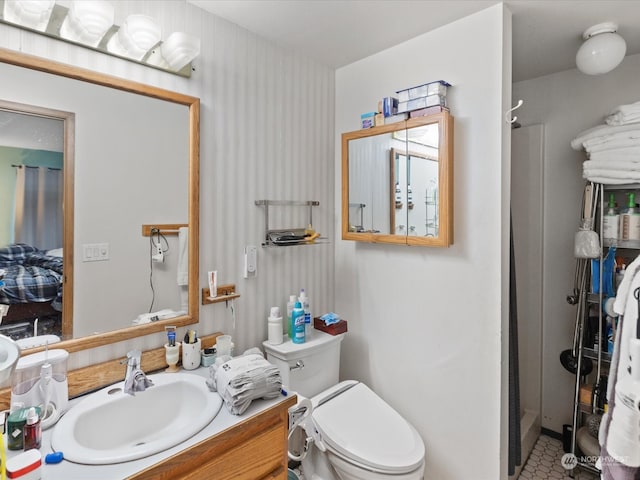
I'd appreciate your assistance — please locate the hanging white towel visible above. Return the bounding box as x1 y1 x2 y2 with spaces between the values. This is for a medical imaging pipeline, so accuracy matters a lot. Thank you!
177 227 188 286
599 253 640 476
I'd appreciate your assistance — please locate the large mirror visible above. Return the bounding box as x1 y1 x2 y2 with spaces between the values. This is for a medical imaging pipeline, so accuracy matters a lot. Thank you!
342 112 453 247
0 47 199 354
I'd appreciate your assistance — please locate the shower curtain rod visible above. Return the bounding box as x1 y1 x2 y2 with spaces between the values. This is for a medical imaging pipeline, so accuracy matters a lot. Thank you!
11 164 61 171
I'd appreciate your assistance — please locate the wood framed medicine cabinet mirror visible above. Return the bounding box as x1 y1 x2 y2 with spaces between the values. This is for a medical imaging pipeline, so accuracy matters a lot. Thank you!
342 111 453 246
0 47 200 354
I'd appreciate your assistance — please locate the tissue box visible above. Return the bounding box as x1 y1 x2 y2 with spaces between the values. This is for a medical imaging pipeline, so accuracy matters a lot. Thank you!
314 317 348 335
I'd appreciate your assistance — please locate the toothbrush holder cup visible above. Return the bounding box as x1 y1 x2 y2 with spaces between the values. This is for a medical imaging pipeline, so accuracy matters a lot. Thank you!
181 339 201 370
164 342 181 372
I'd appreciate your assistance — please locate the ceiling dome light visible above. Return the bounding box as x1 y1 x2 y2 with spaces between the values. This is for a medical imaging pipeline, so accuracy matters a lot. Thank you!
107 15 161 61
59 0 114 48
576 22 626 75
3 0 55 32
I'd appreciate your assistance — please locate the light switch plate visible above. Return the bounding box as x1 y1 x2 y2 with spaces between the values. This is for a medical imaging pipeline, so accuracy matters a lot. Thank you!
82 243 109 262
244 245 257 278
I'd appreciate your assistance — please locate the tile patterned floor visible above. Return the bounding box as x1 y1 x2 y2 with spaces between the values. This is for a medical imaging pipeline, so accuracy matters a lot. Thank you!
518 434 598 480
291 434 600 479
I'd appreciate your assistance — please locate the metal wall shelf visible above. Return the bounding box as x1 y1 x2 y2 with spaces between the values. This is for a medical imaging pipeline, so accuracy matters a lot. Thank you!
255 200 325 247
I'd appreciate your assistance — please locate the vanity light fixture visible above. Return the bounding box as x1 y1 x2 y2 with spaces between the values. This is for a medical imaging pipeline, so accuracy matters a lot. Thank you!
106 14 161 61
59 0 115 48
147 31 201 72
0 0 200 77
3 0 55 32
576 22 627 75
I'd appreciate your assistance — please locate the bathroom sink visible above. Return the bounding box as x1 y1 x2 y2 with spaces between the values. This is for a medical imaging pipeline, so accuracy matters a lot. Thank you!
51 372 222 465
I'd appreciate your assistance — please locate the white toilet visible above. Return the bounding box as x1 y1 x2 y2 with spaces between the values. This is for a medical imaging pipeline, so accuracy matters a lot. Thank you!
263 330 425 480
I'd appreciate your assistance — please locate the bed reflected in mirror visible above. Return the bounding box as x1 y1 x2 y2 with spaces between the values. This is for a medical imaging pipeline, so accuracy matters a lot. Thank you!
0 105 68 345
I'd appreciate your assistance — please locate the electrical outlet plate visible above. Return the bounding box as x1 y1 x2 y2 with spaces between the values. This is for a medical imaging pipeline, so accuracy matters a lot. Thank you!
152 242 164 263
244 245 257 278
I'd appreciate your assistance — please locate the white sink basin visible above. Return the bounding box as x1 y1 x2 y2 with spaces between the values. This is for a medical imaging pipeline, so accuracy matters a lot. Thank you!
51 372 222 464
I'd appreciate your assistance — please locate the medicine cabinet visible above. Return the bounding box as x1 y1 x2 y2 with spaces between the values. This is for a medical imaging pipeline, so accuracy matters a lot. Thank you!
341 111 453 246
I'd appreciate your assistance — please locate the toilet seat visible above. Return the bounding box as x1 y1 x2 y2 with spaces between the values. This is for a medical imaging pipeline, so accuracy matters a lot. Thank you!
312 382 424 474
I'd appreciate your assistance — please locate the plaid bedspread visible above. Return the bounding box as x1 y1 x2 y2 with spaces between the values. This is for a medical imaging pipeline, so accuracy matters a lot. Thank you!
0 244 63 311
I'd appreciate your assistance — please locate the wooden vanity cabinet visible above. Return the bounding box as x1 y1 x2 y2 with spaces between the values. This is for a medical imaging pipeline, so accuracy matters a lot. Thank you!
130 395 296 479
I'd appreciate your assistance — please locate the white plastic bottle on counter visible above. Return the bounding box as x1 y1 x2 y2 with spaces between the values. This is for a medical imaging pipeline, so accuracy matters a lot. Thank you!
299 289 311 335
267 307 283 345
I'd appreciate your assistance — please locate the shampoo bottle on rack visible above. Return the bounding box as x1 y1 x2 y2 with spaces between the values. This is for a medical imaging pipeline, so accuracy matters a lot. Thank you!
292 302 305 344
603 193 619 240
621 192 640 241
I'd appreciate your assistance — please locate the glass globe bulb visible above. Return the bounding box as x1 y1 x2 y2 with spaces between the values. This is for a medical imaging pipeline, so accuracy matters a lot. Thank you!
576 29 626 75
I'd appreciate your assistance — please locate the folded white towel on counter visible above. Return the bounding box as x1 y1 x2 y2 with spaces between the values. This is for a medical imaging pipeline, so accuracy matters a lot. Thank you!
571 123 640 151
584 160 640 171
208 353 282 415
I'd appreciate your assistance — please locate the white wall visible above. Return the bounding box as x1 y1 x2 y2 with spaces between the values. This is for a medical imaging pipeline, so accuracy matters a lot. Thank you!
0 2 335 366
513 52 640 434
335 5 510 479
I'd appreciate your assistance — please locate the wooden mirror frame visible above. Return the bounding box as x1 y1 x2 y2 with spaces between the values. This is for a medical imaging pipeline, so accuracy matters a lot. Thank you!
0 47 200 354
341 111 453 247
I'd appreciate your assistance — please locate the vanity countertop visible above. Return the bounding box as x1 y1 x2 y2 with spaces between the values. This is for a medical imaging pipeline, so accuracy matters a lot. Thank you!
5 366 294 480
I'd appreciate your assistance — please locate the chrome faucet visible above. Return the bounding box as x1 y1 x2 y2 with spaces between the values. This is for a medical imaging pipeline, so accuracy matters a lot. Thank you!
122 350 153 395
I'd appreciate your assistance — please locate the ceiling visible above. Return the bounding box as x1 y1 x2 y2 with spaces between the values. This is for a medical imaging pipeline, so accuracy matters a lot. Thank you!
188 0 640 83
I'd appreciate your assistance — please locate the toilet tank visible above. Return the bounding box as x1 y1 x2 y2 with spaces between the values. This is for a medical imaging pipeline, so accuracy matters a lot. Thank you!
262 330 345 398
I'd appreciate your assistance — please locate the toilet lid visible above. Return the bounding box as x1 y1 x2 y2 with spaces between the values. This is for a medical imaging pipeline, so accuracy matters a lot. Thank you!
312 382 424 473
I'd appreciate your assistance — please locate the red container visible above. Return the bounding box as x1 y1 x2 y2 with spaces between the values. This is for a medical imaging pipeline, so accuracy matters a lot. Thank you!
313 317 348 335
